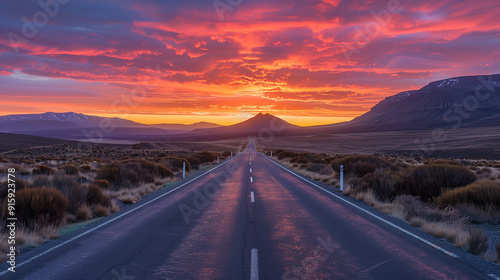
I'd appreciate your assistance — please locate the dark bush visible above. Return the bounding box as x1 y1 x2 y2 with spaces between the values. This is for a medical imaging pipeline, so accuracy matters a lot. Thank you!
403 164 477 200
277 151 299 160
350 164 477 201
156 156 191 173
291 157 309 164
96 160 173 188
15 187 68 229
59 164 79 175
94 179 110 189
194 151 217 163
96 162 121 185
185 156 201 167
332 155 395 177
51 174 87 214
86 184 111 207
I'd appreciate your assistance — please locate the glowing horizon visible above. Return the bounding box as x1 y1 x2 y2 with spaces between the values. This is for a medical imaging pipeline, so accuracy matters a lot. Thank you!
1 0 499 125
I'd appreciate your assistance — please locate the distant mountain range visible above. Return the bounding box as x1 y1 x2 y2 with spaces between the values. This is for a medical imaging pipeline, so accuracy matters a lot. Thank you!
346 74 500 131
0 112 221 140
0 73 499 142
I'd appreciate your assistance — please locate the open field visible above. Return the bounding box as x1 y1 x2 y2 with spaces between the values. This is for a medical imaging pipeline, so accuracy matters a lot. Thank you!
0 133 74 153
258 127 500 160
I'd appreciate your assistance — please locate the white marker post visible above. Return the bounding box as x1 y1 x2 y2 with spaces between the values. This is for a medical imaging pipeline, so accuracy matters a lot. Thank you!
270 151 272 157
231 151 233 157
217 157 220 163
340 165 344 191
182 162 186 179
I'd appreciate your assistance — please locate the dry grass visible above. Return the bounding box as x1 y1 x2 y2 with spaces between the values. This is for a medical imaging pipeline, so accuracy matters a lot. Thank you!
116 193 141 204
467 228 489 255
110 200 121 213
435 181 500 222
75 204 92 221
94 205 110 217
353 191 469 247
454 203 500 224
15 224 59 247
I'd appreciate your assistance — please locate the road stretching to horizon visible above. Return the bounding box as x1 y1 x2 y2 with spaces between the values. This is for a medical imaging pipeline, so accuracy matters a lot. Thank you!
0 140 496 279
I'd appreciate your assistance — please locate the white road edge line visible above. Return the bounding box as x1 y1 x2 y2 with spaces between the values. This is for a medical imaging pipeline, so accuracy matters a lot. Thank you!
251 191 255 203
260 153 459 259
251 248 259 280
0 153 243 276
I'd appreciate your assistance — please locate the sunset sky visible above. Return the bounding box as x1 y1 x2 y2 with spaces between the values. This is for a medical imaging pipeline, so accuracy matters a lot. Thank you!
1 0 499 125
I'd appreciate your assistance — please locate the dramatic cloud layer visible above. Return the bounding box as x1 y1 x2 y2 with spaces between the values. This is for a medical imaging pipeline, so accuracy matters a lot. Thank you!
1 0 499 125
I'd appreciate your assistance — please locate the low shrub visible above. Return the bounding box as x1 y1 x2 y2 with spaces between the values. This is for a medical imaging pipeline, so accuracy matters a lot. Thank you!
96 160 173 188
51 175 87 214
58 164 79 175
434 181 500 211
156 156 191 173
32 165 55 175
332 155 395 177
194 151 217 163
276 151 299 160
351 164 477 201
86 184 111 207
15 187 68 229
80 165 92 172
94 179 110 189
291 157 309 164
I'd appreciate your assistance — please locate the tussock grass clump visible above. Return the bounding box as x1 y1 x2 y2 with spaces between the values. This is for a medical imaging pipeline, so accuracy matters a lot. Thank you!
75 204 92 221
32 165 55 175
156 156 191 173
193 151 217 163
94 205 110 217
79 164 92 172
15 187 68 229
435 181 500 211
86 184 111 207
58 164 79 175
467 228 488 255
94 179 111 189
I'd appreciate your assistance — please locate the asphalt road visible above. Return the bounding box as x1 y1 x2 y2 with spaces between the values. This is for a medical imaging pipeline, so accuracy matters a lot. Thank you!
1 140 498 279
